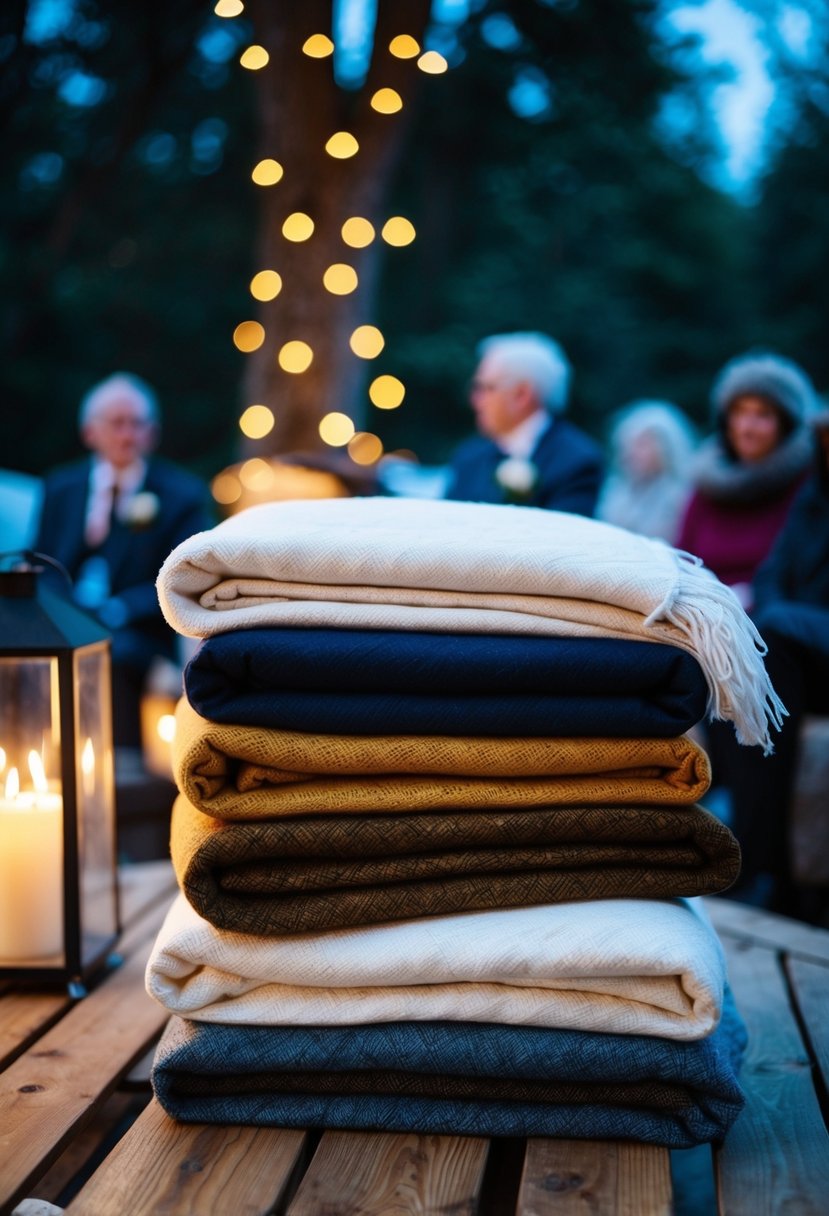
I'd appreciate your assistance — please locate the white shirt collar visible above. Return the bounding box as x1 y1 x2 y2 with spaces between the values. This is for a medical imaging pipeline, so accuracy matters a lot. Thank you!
497 409 550 459
90 456 146 496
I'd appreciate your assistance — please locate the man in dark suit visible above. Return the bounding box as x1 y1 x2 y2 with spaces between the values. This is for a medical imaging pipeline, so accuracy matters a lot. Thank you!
34 373 212 746
445 332 603 515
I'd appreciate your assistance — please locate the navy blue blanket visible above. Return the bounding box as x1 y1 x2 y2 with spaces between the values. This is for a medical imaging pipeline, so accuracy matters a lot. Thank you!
152 991 746 1147
184 629 709 736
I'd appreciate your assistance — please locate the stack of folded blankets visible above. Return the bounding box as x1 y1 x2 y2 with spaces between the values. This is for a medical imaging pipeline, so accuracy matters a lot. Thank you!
146 497 782 1146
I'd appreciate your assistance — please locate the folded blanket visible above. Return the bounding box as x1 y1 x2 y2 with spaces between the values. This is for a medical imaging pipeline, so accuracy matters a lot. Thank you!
171 792 738 933
184 628 709 737
156 497 785 750
151 990 747 1146
173 699 711 819
146 894 726 1040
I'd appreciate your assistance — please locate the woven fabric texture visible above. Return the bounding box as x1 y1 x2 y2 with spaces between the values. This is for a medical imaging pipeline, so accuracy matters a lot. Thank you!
184 628 709 738
150 990 746 1146
156 496 784 750
170 793 739 934
146 893 726 1040
172 699 711 820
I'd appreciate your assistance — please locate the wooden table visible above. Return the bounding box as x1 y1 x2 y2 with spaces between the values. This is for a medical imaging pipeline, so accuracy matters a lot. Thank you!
1 864 828 1215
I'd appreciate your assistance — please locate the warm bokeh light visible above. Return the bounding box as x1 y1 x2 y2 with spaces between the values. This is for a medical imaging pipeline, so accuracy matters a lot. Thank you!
212 472 242 504
250 270 282 301
239 404 275 439
215 0 243 15
348 432 384 465
302 33 334 57
282 212 314 241
325 131 359 159
323 263 358 295
349 325 385 358
157 715 177 743
278 340 314 373
381 216 416 246
240 45 269 70
251 158 283 186
369 374 406 409
239 457 275 490
233 320 265 352
417 50 448 74
389 35 420 58
319 412 356 446
371 88 403 114
341 216 375 248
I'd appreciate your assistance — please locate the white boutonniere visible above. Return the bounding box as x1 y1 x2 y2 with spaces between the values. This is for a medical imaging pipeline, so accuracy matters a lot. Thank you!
494 456 539 503
120 491 161 530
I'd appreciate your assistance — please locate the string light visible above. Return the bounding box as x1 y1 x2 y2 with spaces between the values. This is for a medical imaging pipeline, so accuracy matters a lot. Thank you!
341 217 375 248
303 34 334 57
240 45 269 70
323 263 358 295
417 51 448 74
278 340 314 373
319 412 355 446
250 270 282 301
239 405 275 438
239 457 274 489
371 88 403 114
381 216 416 246
389 35 420 58
214 0 243 15
348 432 384 464
233 321 265 352
369 374 405 409
212 472 242 504
325 132 359 159
349 325 385 358
282 212 314 241
251 159 283 186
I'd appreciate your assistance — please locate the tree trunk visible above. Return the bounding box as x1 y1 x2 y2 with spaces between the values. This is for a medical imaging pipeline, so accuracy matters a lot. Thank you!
244 0 432 455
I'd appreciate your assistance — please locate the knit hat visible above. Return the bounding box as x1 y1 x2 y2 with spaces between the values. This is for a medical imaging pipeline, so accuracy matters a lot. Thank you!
711 351 817 427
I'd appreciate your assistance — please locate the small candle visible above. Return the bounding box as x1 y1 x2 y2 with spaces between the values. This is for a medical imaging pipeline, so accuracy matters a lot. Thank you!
0 758 63 961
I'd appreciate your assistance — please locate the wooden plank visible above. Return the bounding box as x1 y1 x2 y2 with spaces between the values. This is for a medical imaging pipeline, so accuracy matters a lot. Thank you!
0 896 174 1215
118 861 177 929
287 1130 490 1215
63 1099 307 1216
27 1091 146 1206
705 897 829 965
714 936 829 1215
122 1044 157 1091
516 1139 672 1215
785 956 829 1098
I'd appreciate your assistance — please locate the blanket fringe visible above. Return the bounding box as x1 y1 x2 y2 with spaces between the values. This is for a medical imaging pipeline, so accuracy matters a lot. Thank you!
645 554 787 755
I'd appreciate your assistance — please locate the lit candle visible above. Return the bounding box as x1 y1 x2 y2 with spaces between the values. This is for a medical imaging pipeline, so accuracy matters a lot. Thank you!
0 755 63 961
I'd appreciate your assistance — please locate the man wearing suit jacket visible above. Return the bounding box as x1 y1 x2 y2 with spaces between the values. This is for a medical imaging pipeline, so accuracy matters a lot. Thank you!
34 373 212 746
445 332 603 515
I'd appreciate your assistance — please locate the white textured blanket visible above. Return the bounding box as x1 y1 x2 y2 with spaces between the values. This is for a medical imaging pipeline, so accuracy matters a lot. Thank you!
146 893 725 1041
156 498 783 751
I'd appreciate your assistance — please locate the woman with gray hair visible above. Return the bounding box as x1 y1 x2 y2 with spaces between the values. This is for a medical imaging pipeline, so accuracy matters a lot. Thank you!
597 400 697 544
676 350 815 611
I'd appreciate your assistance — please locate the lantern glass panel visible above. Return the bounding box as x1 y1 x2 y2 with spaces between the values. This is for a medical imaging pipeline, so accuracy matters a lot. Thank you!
75 644 118 963
0 656 65 965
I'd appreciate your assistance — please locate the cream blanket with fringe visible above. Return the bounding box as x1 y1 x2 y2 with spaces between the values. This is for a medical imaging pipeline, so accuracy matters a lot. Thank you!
146 893 725 1041
172 698 710 818
156 497 784 751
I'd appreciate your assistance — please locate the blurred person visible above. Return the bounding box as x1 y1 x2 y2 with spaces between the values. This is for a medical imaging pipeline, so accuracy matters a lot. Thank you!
676 350 815 611
34 373 212 748
721 410 829 917
596 400 697 543
445 332 603 515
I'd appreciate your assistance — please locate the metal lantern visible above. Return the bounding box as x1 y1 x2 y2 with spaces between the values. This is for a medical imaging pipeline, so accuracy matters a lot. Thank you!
0 558 120 992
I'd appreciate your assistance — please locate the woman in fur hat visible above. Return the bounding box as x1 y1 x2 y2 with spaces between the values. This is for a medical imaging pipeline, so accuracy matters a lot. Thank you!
676 350 815 611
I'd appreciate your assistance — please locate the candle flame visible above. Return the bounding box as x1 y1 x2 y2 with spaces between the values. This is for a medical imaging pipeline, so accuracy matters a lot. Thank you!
0 746 5 770
81 738 95 775
28 750 48 794
5 767 20 800
157 715 177 744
